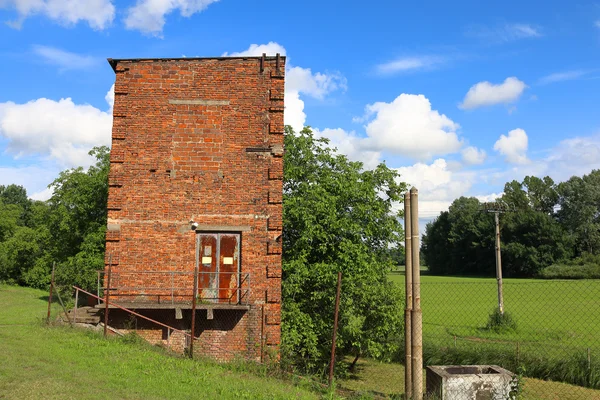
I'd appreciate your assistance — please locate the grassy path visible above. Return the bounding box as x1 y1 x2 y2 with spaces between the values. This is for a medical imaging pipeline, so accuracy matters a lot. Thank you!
0 285 320 400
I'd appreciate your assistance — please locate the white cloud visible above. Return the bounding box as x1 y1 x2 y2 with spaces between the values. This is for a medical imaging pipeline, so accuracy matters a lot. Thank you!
223 42 346 133
222 42 286 57
396 159 475 218
361 94 462 160
0 96 112 167
493 128 529 165
461 146 486 165
125 0 219 35
538 70 589 85
460 77 526 110
313 128 381 169
475 193 503 203
466 23 542 43
105 84 115 110
375 56 445 75
32 45 99 71
30 187 54 201
1 0 114 29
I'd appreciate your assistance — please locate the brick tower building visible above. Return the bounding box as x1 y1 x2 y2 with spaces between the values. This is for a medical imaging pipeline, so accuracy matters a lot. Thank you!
103 55 285 360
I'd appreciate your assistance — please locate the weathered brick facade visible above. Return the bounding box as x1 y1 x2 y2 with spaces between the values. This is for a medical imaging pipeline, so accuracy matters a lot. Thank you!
104 56 285 361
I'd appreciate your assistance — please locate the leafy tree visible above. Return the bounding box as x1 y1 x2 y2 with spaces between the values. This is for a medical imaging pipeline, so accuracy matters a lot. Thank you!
45 146 110 291
557 170 600 255
281 127 406 375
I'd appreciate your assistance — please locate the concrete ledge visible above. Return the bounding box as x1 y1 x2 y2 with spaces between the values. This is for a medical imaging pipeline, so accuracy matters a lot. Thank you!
169 99 230 106
95 303 251 311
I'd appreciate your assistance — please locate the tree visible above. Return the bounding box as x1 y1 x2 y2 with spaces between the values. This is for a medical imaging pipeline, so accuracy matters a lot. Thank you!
557 170 600 255
281 127 406 375
47 146 110 291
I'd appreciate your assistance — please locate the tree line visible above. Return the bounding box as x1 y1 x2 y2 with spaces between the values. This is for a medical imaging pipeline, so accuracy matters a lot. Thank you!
422 172 600 277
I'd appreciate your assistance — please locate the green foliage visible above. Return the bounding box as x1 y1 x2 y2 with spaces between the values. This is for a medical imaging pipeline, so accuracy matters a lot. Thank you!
539 253 600 279
0 147 109 291
485 308 517 333
281 126 406 375
423 175 574 278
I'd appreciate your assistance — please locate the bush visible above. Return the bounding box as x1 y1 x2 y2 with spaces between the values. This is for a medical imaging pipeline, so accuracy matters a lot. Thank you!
485 308 517 333
539 253 600 279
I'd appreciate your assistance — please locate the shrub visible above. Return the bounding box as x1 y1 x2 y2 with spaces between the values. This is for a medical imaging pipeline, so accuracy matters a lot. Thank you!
485 308 517 333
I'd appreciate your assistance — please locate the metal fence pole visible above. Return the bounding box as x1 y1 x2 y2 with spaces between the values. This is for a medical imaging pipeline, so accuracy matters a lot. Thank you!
404 192 413 399
104 255 112 338
189 264 198 359
410 187 423 400
74 288 79 324
46 262 56 324
329 271 342 387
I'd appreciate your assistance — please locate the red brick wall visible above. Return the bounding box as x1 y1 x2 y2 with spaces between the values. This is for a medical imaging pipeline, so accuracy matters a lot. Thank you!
105 56 284 360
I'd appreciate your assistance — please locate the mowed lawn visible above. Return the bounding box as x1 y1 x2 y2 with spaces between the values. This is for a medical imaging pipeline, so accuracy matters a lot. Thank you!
388 273 600 354
0 284 321 400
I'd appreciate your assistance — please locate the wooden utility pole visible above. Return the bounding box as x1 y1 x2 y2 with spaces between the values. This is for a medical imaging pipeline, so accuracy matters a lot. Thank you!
403 192 413 399
482 203 507 315
410 187 423 400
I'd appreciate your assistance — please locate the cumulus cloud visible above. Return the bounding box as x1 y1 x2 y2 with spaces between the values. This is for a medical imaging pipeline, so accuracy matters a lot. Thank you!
313 128 381 169
396 159 475 218
32 45 100 71
493 128 529 165
1 0 115 29
375 56 445 75
461 146 486 165
460 77 526 110
0 96 112 167
223 42 346 133
125 0 219 35
222 42 286 57
105 84 115 110
359 94 462 160
0 164 60 200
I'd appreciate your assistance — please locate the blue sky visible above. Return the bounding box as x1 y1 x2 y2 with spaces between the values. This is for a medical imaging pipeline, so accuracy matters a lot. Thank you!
1 0 600 221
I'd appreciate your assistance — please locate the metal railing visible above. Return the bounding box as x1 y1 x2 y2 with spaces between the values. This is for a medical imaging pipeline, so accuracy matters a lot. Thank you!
96 270 251 305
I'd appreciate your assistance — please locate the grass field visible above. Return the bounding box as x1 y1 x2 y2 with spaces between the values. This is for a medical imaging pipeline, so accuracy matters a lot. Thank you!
388 273 600 352
387 273 600 392
0 284 323 400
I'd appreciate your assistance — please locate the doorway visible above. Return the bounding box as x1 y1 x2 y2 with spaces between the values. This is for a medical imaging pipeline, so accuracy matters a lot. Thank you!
197 233 241 303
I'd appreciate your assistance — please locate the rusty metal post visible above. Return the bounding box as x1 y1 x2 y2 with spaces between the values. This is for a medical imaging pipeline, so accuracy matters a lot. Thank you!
329 271 342 386
189 264 198 359
104 255 112 338
260 304 265 363
46 262 56 323
74 288 79 324
404 192 413 399
410 187 423 400
494 211 505 315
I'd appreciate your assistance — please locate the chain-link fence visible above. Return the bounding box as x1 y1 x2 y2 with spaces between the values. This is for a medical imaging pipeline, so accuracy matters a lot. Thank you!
415 279 600 399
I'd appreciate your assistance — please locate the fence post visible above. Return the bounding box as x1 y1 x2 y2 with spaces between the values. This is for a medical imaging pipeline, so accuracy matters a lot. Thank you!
74 288 79 324
410 187 423 400
189 264 198 359
46 262 56 324
329 271 342 387
404 192 413 399
104 255 112 338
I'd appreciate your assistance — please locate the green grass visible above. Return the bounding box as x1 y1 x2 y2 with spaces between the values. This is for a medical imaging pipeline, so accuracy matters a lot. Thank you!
0 284 324 400
388 273 600 389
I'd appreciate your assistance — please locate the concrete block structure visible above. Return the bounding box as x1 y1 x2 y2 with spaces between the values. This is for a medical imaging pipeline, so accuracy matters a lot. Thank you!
103 55 285 361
